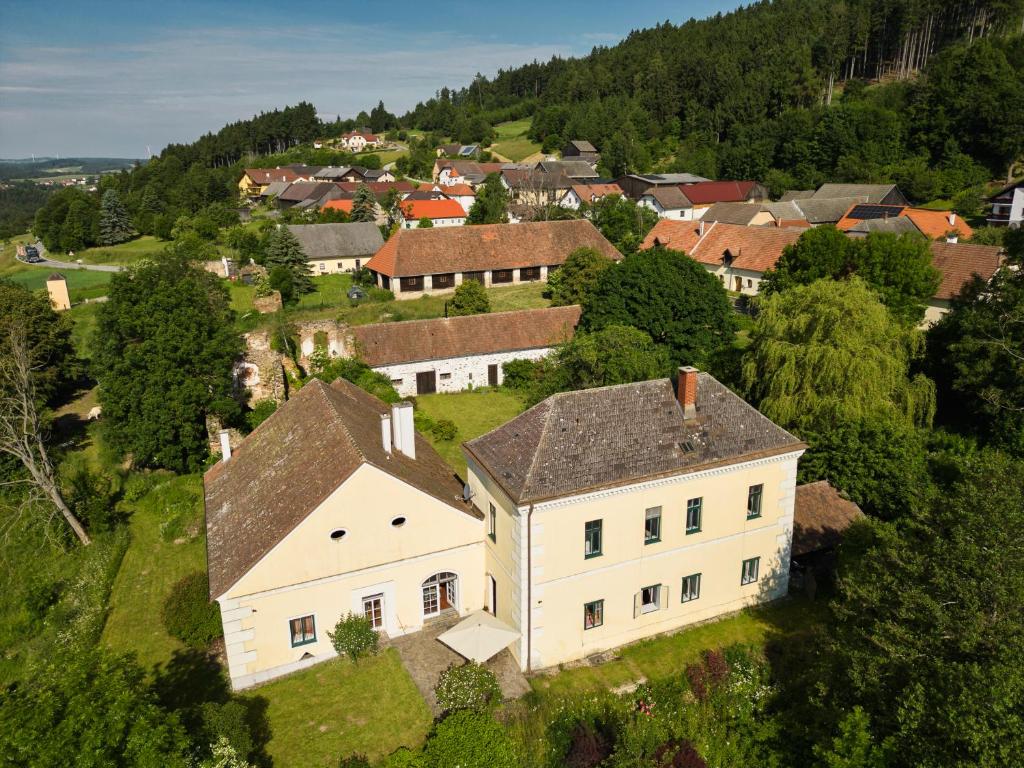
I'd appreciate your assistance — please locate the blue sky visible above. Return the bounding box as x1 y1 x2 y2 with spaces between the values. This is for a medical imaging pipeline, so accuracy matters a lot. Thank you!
0 0 742 158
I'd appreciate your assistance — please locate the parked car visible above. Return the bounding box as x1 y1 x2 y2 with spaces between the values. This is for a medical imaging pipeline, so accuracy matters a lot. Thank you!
24 246 41 262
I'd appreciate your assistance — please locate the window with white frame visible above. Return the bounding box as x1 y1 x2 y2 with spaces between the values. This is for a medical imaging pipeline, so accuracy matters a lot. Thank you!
644 507 662 544
640 584 661 614
686 497 702 534
681 573 701 602
289 615 316 647
741 557 760 585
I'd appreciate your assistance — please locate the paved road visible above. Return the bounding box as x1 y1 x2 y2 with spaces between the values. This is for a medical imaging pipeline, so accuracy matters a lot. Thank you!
17 241 124 272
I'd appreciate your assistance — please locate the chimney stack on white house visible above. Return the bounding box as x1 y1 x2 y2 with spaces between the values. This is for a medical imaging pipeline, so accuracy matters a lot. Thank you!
219 429 232 462
381 413 392 455
698 219 705 237
948 212 956 226
391 402 416 460
677 366 698 421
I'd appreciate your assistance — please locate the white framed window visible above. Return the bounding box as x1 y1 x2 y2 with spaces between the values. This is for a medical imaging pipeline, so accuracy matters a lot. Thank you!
362 594 383 629
640 584 660 614
747 484 763 519
741 557 760 585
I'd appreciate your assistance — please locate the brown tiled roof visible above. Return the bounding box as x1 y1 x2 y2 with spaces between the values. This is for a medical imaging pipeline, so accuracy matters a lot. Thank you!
929 241 1003 300
567 183 623 203
641 186 694 210
204 378 474 598
365 220 621 278
640 219 705 253
792 480 864 557
690 222 804 273
244 168 303 185
352 306 581 367
464 373 803 505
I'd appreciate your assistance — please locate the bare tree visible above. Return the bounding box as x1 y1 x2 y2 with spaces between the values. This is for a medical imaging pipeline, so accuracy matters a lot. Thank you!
0 325 90 545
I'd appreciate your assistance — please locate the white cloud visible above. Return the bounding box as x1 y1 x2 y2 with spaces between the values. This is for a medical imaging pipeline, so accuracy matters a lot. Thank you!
0 22 573 156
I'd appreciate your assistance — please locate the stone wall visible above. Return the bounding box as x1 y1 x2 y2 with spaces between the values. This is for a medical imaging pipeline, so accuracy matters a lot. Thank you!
254 291 283 314
237 331 288 404
374 347 553 397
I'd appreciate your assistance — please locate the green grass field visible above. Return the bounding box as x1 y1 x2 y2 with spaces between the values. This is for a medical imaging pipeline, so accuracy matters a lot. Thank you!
76 235 168 265
101 475 208 671
260 651 432 767
416 389 527 476
4 265 112 301
490 119 542 162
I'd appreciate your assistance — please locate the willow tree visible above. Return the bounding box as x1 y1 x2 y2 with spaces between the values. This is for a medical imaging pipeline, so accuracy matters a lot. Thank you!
743 279 935 517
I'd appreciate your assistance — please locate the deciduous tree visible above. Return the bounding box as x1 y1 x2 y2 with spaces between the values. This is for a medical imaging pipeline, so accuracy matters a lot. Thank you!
547 247 614 307
447 279 490 316
466 173 509 225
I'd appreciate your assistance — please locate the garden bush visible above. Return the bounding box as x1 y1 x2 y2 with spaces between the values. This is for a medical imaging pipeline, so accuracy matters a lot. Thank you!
328 613 378 662
502 358 542 391
429 419 458 442
434 662 501 713
337 755 371 768
423 710 520 768
161 571 222 648
246 399 277 431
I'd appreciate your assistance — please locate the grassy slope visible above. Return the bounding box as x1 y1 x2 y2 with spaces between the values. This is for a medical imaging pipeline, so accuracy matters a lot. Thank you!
260 652 432 766
75 235 168 265
1 232 113 300
490 119 542 162
101 475 208 671
416 389 527 477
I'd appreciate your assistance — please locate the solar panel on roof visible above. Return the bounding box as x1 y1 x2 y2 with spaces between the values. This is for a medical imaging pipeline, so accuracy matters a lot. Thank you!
847 204 905 220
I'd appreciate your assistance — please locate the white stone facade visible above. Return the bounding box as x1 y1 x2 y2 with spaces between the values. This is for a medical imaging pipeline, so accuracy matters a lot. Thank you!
374 347 553 396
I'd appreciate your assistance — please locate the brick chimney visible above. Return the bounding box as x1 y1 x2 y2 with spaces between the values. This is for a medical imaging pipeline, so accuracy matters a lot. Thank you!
677 366 698 420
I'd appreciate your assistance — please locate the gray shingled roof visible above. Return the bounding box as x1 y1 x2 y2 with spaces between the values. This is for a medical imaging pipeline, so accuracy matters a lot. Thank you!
205 378 476 598
568 140 598 153
846 216 922 235
701 201 764 225
260 180 291 198
792 196 868 224
641 186 694 210
812 184 904 204
464 373 803 505
778 190 815 202
286 222 385 260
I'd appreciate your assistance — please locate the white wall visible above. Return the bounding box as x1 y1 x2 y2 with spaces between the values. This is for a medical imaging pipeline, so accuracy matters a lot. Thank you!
638 196 694 221
374 348 553 396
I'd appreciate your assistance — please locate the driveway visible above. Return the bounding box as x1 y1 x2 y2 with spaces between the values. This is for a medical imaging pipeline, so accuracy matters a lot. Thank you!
17 241 124 272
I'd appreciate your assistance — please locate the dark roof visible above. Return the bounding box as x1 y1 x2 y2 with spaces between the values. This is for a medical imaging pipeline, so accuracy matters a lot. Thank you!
792 481 863 557
929 241 1004 300
700 201 765 225
502 167 571 190
778 190 815 202
537 160 599 179
277 181 335 203
845 217 921 236
47 273 65 281
352 306 581 367
990 177 1024 201
205 378 475 598
812 184 907 205
566 140 597 153
366 220 621 278
641 186 694 210
286 223 385 260
464 373 803 505
792 196 868 224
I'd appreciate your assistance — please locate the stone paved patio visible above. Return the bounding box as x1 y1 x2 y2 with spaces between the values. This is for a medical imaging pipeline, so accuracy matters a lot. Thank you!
387 613 530 714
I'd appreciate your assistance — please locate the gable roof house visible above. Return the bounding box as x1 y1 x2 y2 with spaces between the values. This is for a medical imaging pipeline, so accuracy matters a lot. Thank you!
789 196 869 225
239 167 311 197
837 204 974 241
274 181 337 209
562 139 600 163
988 178 1024 227
536 160 600 180
558 182 625 210
500 167 572 208
433 160 509 186
638 186 696 220
700 201 809 228
811 183 909 207
615 172 711 200
351 305 582 396
923 241 1004 324
286 222 385 274
399 198 468 228
205 377 486 689
462 367 806 670
365 219 621 299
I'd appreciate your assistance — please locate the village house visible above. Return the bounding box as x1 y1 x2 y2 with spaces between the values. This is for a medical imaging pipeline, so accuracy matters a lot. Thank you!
286 222 385 274
924 241 1005 324
501 167 572 209
274 181 336 209
535 160 599 181
339 131 381 151
433 159 508 186
400 198 467 228
558 182 625 210
836 204 973 241
462 367 806 671
638 187 696 220
205 378 486 690
350 306 582 396
988 179 1024 228
562 139 600 165
364 219 621 299
614 173 710 200
437 144 481 159
700 201 809 229
810 183 909 207
413 183 476 214
239 167 316 197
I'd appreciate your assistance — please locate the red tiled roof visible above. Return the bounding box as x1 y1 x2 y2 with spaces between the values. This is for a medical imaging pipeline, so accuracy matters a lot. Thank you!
438 183 475 196
680 181 758 205
929 241 1003 300
640 219 705 254
836 205 974 240
568 183 623 203
366 220 621 278
689 222 804 272
244 168 303 184
321 199 354 213
400 198 467 221
351 306 582 367
334 181 415 195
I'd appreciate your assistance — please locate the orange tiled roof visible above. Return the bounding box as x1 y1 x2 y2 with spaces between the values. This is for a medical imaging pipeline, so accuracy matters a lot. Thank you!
569 183 623 202
321 199 354 213
929 241 1003 300
640 219 705 254
836 204 974 240
400 198 467 221
689 222 804 272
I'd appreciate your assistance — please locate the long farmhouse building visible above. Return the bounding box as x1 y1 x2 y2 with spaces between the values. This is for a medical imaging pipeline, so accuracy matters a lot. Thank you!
364 220 621 299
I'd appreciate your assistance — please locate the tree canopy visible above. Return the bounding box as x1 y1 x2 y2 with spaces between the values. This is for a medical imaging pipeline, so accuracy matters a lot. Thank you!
447 279 490 316
93 246 242 472
547 247 614 307
349 184 377 223
465 173 509 225
263 227 313 296
98 189 136 246
582 246 734 365
762 227 941 324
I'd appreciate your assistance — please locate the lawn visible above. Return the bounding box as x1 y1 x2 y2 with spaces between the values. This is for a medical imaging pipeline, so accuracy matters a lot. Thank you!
416 389 527 476
4 264 112 301
76 235 167 265
259 651 432 767
101 474 208 671
490 119 542 162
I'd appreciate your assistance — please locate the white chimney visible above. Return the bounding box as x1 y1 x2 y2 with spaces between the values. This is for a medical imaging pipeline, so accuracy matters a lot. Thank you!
948 212 956 226
381 413 392 454
698 219 705 237
391 402 416 460
219 429 232 462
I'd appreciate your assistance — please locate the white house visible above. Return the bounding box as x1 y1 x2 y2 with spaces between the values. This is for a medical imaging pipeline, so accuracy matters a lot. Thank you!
989 179 1024 228
350 306 582 396
558 183 625 210
340 131 381 152
399 198 467 229
638 187 696 220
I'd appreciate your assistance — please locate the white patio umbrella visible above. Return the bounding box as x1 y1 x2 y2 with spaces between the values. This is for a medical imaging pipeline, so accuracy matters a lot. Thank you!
436 610 521 663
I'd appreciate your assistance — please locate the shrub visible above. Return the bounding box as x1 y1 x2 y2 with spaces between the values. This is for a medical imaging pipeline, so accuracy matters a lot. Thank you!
414 410 435 434
63 462 124 534
328 613 379 662
423 710 520 768
434 662 501 713
338 755 371 768
430 419 458 442
161 571 223 648
246 400 277 431
200 700 254 763
379 747 425 768
502 358 542 391
653 739 707 768
565 722 612 768
447 280 490 316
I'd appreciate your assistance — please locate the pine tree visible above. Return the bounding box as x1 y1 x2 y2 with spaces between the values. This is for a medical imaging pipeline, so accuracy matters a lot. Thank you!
98 189 136 246
350 184 377 223
264 227 313 295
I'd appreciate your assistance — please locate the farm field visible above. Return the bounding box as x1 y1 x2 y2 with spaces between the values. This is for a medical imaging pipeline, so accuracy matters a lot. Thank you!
489 119 542 162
